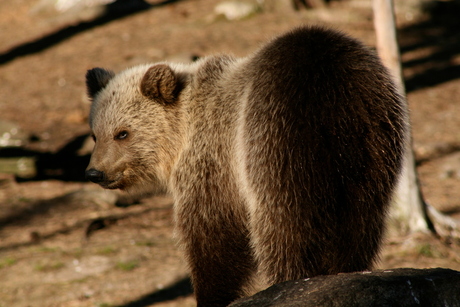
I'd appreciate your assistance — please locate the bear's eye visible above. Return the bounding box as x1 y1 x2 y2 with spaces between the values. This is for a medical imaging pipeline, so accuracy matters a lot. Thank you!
115 130 129 140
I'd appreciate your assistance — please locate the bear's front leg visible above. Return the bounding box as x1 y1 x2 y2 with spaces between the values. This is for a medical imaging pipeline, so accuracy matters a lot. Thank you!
175 199 255 307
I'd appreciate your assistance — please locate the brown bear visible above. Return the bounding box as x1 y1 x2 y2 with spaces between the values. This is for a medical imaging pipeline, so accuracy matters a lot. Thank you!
85 26 408 307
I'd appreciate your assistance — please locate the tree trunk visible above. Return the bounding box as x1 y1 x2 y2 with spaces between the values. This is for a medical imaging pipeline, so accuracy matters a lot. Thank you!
372 0 431 234
372 0 460 240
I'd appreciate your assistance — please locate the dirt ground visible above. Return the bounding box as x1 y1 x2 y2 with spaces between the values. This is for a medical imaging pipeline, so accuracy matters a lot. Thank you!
1 0 460 306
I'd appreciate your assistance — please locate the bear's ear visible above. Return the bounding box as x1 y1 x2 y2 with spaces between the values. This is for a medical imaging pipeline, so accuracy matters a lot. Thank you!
86 68 115 99
140 64 179 104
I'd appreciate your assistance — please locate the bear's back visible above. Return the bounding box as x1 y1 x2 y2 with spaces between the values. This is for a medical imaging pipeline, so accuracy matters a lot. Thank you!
235 26 407 278
240 26 406 192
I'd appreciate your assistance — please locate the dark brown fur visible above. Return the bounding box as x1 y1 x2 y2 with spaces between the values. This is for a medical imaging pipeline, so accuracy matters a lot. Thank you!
85 26 408 307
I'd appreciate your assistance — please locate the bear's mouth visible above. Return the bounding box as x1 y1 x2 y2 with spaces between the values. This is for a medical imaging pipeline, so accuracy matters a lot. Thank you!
99 176 127 190
95 171 141 192
97 180 118 189
102 181 124 190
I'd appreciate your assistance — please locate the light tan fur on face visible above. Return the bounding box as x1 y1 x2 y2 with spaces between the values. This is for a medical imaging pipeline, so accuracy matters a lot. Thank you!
86 26 408 307
86 63 193 195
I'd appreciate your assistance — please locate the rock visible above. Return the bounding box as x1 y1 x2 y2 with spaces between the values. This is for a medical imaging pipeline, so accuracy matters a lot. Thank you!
229 268 460 307
0 120 29 148
0 120 35 178
214 1 260 20
0 157 36 178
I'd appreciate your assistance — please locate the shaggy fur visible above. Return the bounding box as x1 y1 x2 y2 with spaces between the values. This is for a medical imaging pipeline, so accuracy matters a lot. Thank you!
85 26 408 307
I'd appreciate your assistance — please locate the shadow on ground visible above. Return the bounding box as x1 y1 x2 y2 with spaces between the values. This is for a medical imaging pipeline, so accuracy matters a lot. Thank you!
0 133 91 182
0 0 181 65
401 0 460 92
117 277 193 307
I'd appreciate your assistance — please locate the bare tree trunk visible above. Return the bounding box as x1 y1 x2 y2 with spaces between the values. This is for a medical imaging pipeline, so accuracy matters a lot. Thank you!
372 0 431 234
372 0 460 240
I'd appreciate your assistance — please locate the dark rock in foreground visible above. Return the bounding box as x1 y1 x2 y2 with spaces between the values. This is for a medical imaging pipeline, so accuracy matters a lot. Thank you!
229 268 460 307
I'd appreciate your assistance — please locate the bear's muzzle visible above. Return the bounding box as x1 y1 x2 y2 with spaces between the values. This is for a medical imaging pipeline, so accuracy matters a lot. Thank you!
85 168 105 184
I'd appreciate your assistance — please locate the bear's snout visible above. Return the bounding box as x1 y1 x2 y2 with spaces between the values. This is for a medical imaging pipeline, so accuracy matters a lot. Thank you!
85 168 105 183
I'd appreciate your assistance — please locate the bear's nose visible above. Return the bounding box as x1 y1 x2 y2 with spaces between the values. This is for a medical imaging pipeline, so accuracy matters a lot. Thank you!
85 168 105 183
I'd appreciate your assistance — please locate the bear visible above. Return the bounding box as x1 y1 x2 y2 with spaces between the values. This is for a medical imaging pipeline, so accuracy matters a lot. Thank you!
85 26 408 307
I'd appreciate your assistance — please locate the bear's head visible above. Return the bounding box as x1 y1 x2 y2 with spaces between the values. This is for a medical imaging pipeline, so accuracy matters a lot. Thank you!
85 64 187 195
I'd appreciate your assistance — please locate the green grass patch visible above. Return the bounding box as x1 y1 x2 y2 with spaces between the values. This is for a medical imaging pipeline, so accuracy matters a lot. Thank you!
97 246 118 255
116 260 139 271
0 257 16 269
417 243 435 257
36 246 60 253
34 261 65 272
134 240 156 247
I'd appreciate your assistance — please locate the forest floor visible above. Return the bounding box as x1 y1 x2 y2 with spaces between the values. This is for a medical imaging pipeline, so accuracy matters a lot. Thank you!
1 0 460 306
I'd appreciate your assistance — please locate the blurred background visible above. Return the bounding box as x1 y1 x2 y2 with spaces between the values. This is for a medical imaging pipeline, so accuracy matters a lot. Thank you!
0 0 460 306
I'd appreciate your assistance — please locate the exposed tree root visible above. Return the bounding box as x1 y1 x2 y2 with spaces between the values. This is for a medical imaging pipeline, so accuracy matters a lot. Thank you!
427 203 460 244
